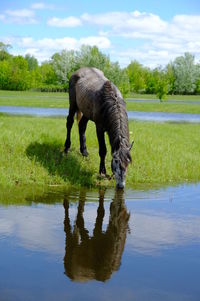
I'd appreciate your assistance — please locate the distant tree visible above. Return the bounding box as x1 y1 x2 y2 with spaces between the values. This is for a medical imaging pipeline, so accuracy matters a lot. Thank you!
77 45 109 70
195 63 200 94
10 56 31 90
51 50 78 89
0 60 12 90
40 62 57 85
155 69 169 101
103 61 130 97
118 68 130 98
127 60 146 93
0 42 12 61
0 55 31 90
173 52 198 94
25 54 38 71
165 63 176 94
145 69 158 94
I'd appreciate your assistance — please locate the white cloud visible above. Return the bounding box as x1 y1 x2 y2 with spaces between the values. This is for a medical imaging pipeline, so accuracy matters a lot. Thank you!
2 8 200 67
44 10 200 66
113 49 174 68
31 2 54 10
47 16 82 27
3 9 37 24
81 11 167 36
6 9 34 18
81 10 200 51
79 36 111 49
9 36 111 63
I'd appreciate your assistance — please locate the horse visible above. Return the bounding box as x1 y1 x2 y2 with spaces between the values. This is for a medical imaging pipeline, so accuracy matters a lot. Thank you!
64 67 133 188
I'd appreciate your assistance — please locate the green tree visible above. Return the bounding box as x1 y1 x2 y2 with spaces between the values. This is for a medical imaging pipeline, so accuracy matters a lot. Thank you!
11 56 31 90
195 63 200 94
25 54 38 71
155 69 169 101
127 60 146 93
77 45 109 70
173 52 198 94
0 60 12 90
145 69 158 94
51 50 78 89
165 63 176 94
0 42 12 61
40 62 57 85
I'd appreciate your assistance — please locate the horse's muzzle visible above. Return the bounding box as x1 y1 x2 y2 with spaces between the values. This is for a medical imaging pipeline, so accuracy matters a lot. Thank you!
116 182 125 189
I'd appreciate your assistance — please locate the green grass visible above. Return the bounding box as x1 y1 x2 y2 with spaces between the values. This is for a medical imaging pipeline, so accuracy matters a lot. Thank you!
1 114 200 190
1 90 200 114
126 102 200 114
128 92 200 101
0 90 69 108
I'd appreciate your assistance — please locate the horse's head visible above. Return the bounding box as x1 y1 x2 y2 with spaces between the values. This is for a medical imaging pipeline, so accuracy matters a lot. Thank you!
111 142 133 189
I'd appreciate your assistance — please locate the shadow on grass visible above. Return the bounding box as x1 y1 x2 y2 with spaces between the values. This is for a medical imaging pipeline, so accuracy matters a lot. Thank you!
26 141 94 186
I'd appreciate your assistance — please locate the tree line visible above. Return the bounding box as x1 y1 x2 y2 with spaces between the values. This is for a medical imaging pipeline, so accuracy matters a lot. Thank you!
0 41 200 99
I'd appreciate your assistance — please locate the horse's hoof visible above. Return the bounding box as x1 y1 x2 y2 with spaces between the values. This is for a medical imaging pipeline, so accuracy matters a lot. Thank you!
63 148 70 155
82 150 89 157
105 174 114 180
99 172 107 178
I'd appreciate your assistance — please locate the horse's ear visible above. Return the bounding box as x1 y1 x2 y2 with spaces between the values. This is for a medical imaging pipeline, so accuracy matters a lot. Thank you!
129 141 134 151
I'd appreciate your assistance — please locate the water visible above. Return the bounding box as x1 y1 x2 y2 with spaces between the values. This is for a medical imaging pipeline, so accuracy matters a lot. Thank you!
0 183 200 301
1 105 200 123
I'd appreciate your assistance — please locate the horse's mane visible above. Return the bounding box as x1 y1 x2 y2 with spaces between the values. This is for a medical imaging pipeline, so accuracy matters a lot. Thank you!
101 81 132 168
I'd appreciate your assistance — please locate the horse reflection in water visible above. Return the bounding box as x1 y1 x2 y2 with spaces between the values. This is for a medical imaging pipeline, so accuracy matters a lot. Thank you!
63 189 130 282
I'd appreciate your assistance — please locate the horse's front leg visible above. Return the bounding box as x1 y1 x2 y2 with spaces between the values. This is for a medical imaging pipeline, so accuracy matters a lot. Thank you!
64 106 76 154
79 115 89 156
96 126 107 175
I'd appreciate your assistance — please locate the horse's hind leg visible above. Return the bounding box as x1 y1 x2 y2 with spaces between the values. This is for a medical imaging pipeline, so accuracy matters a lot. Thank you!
79 115 89 157
96 126 107 175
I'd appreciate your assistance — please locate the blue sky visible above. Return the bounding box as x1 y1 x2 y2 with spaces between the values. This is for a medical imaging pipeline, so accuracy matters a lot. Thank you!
1 0 200 67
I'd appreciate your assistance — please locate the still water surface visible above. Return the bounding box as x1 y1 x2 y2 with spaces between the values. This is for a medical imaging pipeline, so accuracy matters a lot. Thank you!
0 183 200 301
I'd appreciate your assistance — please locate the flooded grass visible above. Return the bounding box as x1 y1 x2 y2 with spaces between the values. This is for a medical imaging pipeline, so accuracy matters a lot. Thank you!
0 115 200 189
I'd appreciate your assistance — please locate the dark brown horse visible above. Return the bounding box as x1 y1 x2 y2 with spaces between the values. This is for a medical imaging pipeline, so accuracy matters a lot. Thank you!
64 67 133 188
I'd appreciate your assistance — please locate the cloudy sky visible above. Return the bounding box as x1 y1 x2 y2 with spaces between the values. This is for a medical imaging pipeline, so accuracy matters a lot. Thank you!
0 0 200 67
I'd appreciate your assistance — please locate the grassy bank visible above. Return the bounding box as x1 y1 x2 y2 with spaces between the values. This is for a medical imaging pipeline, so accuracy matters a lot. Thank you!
1 90 200 114
0 114 200 190
128 92 200 101
126 102 200 114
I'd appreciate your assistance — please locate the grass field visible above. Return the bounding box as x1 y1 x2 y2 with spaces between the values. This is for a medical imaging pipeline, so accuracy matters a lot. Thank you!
126 102 200 114
128 92 200 101
1 90 200 114
1 114 200 190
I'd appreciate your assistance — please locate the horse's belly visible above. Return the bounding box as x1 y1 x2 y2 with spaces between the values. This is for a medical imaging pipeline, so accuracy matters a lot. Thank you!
75 85 101 122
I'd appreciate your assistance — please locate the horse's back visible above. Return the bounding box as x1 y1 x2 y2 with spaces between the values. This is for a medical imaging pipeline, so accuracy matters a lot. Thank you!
70 67 107 122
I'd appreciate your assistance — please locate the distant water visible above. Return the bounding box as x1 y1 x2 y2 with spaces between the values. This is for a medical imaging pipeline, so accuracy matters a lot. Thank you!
1 105 200 123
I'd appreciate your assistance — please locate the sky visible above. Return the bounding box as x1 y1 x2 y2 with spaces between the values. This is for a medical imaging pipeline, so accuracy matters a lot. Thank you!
0 0 200 68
